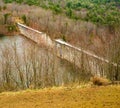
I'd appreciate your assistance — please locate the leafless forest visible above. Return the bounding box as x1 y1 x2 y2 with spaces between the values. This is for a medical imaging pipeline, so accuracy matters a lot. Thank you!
0 1 120 92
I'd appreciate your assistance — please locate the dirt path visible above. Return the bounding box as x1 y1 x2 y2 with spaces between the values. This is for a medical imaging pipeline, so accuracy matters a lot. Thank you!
0 86 120 108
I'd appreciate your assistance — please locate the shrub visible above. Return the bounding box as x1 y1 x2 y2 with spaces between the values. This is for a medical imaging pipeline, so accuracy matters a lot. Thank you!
4 13 10 24
91 76 110 86
21 15 27 24
7 25 16 32
3 5 7 10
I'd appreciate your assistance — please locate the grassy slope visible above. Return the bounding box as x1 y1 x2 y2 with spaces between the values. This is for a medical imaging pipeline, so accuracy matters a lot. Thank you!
0 86 120 108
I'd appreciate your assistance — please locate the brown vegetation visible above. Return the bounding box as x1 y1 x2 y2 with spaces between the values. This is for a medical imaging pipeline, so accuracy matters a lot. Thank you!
0 1 120 92
0 36 93 92
91 76 110 86
0 85 120 108
0 2 117 56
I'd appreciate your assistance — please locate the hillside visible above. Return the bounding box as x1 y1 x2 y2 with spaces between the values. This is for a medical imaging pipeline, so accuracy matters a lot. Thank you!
0 1 120 107
1 0 120 56
0 0 120 90
0 85 120 108
0 0 120 57
2 0 120 27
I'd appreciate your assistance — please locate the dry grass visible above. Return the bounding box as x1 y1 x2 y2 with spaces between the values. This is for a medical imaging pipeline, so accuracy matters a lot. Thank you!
0 85 120 108
91 76 111 86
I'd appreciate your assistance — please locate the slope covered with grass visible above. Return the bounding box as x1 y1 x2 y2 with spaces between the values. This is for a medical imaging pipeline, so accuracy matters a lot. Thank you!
0 85 120 108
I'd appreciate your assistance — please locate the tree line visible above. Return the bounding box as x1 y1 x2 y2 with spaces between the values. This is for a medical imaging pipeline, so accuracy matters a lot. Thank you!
3 0 120 29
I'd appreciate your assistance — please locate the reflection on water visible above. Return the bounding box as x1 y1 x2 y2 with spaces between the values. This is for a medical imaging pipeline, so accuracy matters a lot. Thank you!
0 35 88 91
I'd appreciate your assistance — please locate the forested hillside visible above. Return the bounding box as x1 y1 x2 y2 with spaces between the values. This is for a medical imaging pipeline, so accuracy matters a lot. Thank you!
3 0 120 29
0 0 120 57
0 0 120 55
0 0 120 95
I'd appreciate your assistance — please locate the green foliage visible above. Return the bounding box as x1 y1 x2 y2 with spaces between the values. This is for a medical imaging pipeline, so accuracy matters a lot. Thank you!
3 0 120 28
25 0 39 6
7 25 16 32
21 14 27 24
0 5 7 11
15 0 23 4
49 3 62 14
66 8 73 18
62 34 66 41
3 0 13 3
4 13 10 24
85 2 120 28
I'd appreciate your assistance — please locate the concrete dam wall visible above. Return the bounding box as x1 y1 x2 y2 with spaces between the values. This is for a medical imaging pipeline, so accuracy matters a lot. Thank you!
17 23 117 77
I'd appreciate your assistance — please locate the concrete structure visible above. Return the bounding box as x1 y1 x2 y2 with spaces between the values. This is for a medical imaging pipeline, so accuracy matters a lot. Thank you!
17 23 53 48
17 23 117 77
